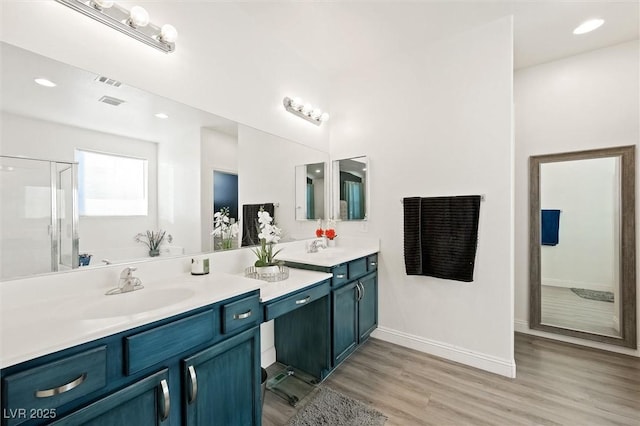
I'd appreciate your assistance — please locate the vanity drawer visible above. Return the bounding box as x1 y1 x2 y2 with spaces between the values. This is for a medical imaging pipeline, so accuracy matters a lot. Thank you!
3 346 107 426
264 280 330 321
331 264 349 287
348 257 368 280
124 310 215 375
367 254 378 272
221 294 261 335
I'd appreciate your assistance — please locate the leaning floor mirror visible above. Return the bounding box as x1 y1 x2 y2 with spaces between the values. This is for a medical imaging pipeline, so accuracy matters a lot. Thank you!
529 145 636 348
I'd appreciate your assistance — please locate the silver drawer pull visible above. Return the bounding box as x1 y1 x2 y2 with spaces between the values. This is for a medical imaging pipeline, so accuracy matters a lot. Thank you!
35 373 87 398
370 262 377 266
188 365 198 404
234 310 252 320
159 379 170 421
295 296 311 305
336 274 346 279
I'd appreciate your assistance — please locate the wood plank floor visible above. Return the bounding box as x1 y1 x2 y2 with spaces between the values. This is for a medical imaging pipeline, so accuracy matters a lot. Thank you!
541 286 619 336
262 333 640 425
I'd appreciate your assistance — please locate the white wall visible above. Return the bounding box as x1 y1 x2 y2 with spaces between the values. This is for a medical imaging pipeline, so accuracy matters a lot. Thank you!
0 112 159 269
237 125 329 242
514 40 639 356
0 1 330 153
329 17 515 376
200 128 239 252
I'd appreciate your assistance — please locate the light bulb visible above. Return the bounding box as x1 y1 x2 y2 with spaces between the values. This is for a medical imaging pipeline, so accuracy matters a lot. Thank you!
160 24 178 43
291 97 303 111
34 78 56 88
311 109 323 120
129 6 150 28
302 103 313 115
154 113 169 119
573 18 604 35
91 0 114 9
319 112 330 122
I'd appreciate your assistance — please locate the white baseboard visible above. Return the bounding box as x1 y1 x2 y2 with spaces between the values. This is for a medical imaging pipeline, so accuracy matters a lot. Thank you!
371 327 516 378
261 347 276 368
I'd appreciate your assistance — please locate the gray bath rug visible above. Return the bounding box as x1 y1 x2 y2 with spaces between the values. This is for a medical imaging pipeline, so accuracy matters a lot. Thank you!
287 387 387 426
570 288 614 303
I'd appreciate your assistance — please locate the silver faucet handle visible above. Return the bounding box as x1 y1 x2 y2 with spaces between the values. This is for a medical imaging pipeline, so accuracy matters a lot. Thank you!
120 266 137 279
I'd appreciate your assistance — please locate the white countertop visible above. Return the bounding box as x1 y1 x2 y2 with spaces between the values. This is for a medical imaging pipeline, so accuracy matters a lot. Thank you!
278 244 379 268
1 268 333 369
259 268 333 303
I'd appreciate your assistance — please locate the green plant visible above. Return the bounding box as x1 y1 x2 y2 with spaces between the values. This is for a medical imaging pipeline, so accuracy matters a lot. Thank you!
134 230 171 251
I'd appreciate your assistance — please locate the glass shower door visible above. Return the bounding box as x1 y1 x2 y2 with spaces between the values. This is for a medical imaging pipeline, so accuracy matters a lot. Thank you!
0 156 78 280
0 157 54 279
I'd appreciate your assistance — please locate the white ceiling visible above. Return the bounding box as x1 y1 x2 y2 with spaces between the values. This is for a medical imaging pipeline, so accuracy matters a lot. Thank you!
236 1 639 74
0 43 238 144
1 2 637 144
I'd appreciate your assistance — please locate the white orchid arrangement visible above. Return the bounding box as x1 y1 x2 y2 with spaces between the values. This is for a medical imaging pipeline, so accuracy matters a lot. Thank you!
212 207 239 250
252 207 283 267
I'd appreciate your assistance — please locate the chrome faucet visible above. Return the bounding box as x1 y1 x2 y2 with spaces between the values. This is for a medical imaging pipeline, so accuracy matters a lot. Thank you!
106 267 144 295
306 238 326 253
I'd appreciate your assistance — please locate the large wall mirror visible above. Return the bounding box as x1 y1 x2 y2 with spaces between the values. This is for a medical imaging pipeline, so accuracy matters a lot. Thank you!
332 156 369 221
0 42 328 280
529 145 636 348
295 162 327 221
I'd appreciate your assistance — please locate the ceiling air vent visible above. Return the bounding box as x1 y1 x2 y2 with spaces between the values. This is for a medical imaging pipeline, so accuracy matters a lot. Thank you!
98 96 125 107
94 76 122 87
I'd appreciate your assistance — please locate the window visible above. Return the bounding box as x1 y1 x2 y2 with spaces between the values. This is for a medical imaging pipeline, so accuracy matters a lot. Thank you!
76 149 148 216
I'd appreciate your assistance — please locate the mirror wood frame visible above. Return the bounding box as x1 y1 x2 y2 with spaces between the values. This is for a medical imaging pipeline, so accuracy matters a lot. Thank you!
529 145 636 348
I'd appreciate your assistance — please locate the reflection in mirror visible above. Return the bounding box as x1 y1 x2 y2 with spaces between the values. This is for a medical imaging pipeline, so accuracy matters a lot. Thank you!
529 146 636 348
332 156 368 221
0 41 239 279
295 162 326 221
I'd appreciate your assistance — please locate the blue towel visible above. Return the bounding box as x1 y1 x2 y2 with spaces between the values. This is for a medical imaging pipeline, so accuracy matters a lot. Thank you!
541 209 561 246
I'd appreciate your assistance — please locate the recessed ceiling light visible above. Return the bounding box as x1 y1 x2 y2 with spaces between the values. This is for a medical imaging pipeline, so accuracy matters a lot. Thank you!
154 113 169 119
34 78 56 87
573 19 604 35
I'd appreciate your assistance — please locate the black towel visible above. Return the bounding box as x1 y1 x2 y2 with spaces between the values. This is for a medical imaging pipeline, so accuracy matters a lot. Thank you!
242 203 275 247
404 195 481 282
541 209 560 246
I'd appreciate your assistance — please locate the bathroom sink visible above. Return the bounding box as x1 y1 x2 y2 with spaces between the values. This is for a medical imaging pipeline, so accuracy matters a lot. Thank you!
84 288 196 319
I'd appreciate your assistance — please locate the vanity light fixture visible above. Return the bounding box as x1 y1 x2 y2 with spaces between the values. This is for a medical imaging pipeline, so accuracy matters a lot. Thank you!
573 18 604 35
34 78 57 87
54 0 178 53
283 96 330 126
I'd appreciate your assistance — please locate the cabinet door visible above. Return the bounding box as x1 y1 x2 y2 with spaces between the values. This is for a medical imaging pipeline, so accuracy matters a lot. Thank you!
332 282 358 366
183 327 261 426
51 370 169 426
358 273 378 342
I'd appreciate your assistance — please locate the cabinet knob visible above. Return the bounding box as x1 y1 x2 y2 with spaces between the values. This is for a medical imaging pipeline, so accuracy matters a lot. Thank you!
336 274 346 279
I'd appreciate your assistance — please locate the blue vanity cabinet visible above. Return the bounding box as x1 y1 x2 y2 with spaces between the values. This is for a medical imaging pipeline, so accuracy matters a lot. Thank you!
1 290 262 426
269 280 332 381
49 370 170 426
182 327 261 426
332 281 359 366
284 254 379 370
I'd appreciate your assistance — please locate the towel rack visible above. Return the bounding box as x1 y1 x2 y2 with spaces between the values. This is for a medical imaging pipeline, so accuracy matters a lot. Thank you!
400 195 485 204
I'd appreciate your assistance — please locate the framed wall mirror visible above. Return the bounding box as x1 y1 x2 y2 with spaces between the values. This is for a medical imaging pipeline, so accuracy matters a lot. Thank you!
529 145 636 348
295 162 326 221
332 156 369 221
